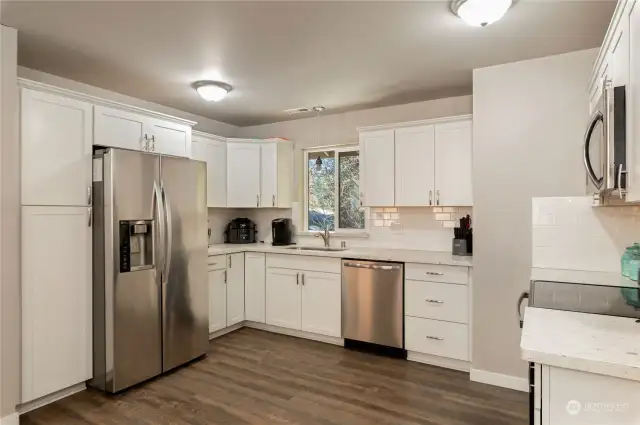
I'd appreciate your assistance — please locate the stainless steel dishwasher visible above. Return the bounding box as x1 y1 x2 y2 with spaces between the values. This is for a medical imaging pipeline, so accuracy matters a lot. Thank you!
342 259 404 356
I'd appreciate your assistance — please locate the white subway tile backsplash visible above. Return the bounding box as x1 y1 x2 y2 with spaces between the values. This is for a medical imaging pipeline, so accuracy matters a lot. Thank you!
435 213 451 221
532 196 640 273
442 207 458 213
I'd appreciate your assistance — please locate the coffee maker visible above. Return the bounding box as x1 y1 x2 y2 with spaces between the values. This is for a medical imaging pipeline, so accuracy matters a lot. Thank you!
272 218 293 246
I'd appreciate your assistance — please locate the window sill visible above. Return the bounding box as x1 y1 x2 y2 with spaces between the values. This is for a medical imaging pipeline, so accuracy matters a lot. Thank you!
296 231 370 239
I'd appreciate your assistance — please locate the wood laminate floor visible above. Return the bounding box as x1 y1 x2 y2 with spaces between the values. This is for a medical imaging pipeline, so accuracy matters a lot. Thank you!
21 328 528 425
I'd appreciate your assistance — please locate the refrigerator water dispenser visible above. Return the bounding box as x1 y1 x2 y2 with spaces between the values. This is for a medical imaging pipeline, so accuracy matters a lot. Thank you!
119 220 153 272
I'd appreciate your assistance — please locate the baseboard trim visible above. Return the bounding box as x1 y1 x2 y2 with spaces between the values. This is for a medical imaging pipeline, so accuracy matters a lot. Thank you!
0 413 19 425
209 322 244 340
244 321 344 346
18 382 86 414
407 351 470 372
470 368 528 392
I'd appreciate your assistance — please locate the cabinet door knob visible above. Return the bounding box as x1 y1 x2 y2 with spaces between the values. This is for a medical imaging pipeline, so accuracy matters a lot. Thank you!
257 194 260 207
296 273 300 285
272 194 275 207
142 134 149 151
87 186 92 205
87 207 92 227
150 135 156 152
223 270 227 284
301 273 305 286
436 190 440 206
429 190 433 206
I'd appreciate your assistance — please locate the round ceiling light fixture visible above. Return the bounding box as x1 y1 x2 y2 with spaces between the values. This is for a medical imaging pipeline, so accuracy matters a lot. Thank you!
451 0 513 27
192 80 233 102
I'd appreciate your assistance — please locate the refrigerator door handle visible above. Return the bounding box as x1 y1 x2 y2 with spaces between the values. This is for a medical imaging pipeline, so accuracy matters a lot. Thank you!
161 183 173 284
153 181 165 279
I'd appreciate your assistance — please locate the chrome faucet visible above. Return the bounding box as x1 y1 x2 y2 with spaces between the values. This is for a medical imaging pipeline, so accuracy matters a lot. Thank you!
315 228 331 247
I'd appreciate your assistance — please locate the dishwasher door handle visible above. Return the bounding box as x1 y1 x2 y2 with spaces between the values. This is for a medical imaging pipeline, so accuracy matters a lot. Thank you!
343 262 402 271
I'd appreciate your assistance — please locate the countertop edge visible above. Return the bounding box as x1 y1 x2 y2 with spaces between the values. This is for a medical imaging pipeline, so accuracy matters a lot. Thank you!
206 245 473 267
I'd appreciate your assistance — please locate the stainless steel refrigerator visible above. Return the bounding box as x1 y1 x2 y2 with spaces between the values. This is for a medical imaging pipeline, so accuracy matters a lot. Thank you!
90 148 208 393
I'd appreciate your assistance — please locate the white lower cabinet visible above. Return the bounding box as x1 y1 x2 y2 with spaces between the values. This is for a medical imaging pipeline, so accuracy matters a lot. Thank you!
405 316 469 361
300 271 341 337
245 252 266 323
539 365 640 425
265 255 342 338
208 257 227 333
21 206 92 403
226 253 245 326
208 253 245 332
265 268 302 330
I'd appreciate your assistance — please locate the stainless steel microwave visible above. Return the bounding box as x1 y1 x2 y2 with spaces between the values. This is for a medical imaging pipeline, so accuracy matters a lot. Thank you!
583 79 626 203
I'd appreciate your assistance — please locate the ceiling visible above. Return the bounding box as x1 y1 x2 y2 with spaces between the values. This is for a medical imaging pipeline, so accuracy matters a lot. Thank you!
2 1 615 127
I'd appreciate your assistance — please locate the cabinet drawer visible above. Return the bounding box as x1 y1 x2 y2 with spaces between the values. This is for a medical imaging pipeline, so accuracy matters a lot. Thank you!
405 280 468 324
405 263 468 285
207 255 226 271
266 254 341 274
405 316 469 361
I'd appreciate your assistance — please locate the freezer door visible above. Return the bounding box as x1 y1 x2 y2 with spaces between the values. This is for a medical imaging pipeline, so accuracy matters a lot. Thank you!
160 156 208 372
97 149 163 392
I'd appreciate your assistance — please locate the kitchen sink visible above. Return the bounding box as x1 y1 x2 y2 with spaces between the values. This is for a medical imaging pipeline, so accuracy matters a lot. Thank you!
284 246 347 252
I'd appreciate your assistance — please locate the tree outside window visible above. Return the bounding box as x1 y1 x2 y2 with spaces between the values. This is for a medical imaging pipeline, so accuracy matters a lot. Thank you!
305 147 365 232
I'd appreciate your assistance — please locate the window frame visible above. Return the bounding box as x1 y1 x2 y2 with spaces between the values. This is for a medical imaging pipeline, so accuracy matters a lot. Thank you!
303 145 368 234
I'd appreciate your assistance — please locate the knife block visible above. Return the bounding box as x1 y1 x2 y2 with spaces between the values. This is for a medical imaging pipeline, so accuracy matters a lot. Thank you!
452 239 470 256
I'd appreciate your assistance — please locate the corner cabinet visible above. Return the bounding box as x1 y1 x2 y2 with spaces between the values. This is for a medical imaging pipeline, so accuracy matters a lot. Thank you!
359 116 473 207
226 138 294 208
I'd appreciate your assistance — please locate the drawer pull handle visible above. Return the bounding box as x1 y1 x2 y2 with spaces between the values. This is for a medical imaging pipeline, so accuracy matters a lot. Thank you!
208 262 217 266
426 336 444 341
425 299 444 304
425 272 444 276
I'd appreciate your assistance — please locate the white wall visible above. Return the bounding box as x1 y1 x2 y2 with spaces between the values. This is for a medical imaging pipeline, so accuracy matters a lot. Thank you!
0 25 20 420
472 48 598 384
533 197 640 273
18 67 239 137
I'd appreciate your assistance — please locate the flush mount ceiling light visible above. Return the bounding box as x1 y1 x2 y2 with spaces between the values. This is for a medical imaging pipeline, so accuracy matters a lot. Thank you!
192 80 232 102
451 0 513 27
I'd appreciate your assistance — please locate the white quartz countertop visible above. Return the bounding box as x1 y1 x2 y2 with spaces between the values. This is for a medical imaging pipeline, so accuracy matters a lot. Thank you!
531 267 637 288
521 307 640 381
207 244 472 267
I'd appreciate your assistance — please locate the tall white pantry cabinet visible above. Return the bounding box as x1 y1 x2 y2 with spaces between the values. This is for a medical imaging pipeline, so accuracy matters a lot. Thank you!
20 87 93 403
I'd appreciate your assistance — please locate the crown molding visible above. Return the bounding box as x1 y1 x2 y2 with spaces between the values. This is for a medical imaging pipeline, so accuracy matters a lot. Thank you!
18 78 197 127
357 114 472 132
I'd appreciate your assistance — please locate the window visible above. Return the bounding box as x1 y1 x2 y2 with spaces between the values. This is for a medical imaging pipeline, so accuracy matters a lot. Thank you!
304 146 366 232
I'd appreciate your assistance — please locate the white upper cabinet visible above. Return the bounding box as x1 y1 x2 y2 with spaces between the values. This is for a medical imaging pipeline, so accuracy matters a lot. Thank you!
260 142 278 207
260 140 294 208
227 142 262 207
21 89 93 207
192 132 227 207
94 105 192 157
21 206 92 403
394 125 435 206
244 252 266 323
94 105 148 152
628 0 640 202
434 120 473 206
148 117 191 157
359 129 395 206
300 271 341 338
359 116 473 207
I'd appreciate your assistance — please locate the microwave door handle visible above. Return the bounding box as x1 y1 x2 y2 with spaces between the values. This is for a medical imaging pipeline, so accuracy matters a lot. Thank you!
583 110 604 189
